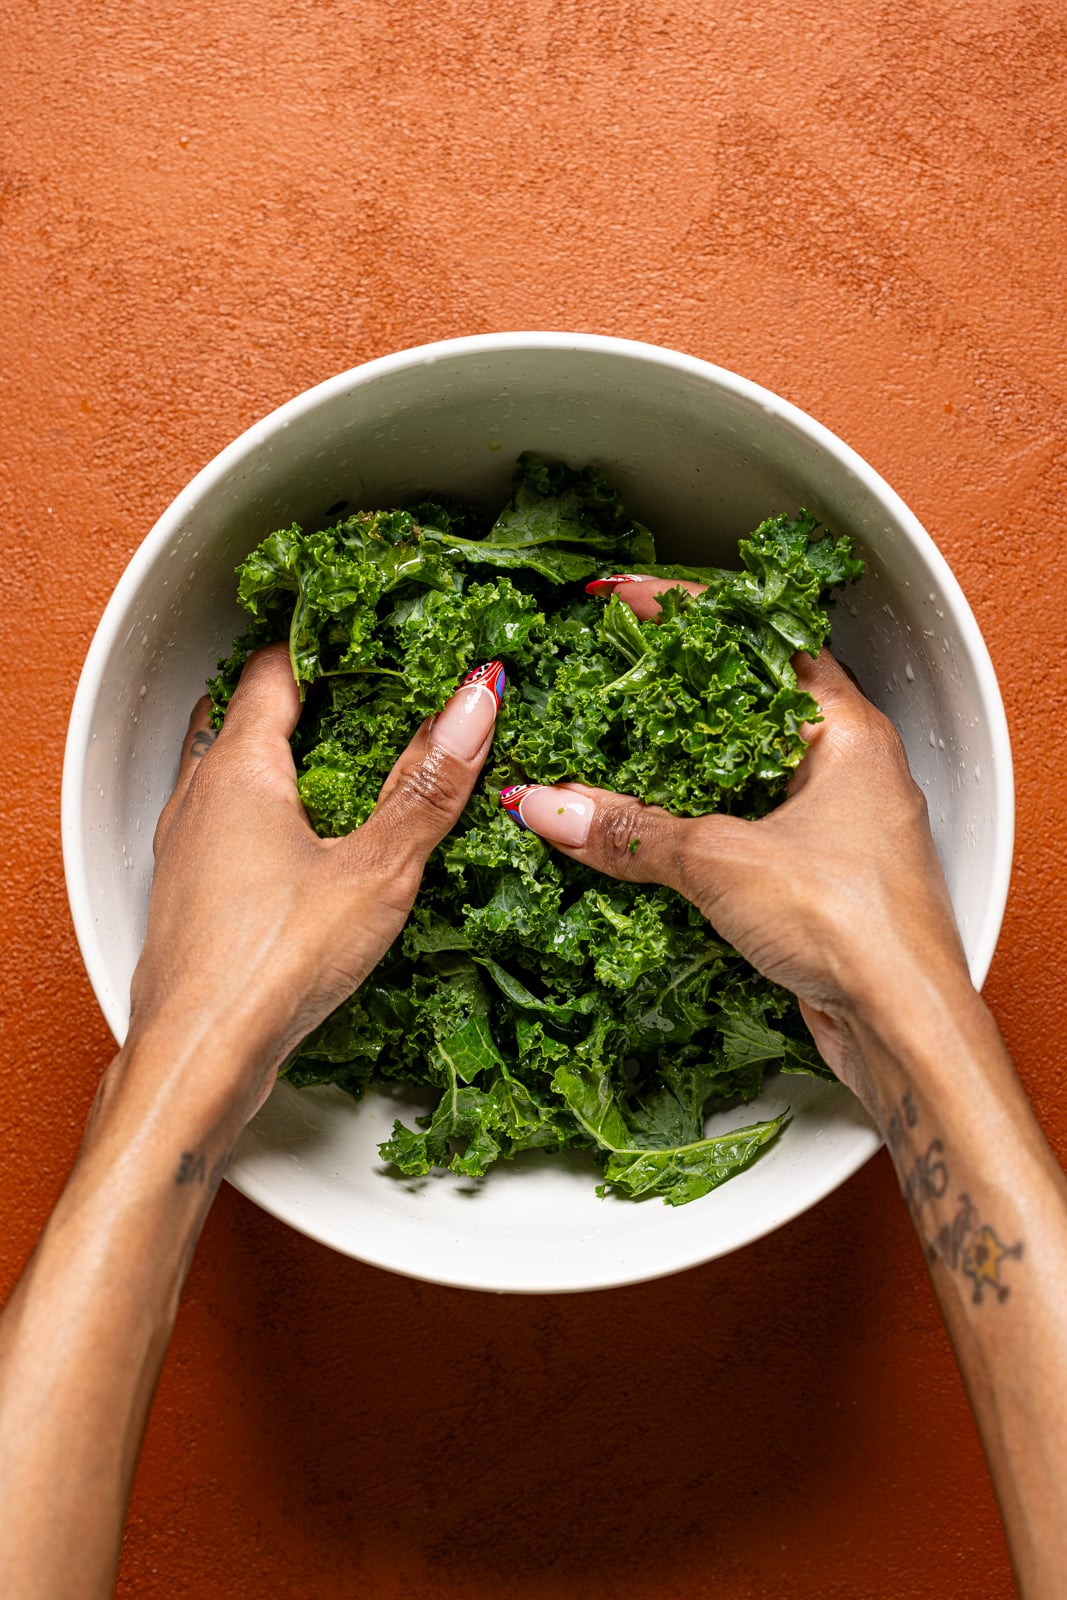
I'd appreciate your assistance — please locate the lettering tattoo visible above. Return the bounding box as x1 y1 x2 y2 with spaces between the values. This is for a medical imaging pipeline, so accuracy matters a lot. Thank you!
175 1149 231 1272
885 1088 918 1154
175 1150 206 1185
190 729 216 759
887 1095 1024 1306
927 1192 978 1272
174 1149 228 1196
901 1138 949 1218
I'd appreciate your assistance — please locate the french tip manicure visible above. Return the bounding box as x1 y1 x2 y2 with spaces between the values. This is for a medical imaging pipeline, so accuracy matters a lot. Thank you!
457 658 507 707
432 660 506 759
499 783 594 847
499 782 536 830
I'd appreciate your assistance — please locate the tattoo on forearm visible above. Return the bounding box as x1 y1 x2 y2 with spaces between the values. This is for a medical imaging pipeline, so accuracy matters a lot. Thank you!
176 1150 206 1185
175 1149 228 1196
887 1095 1024 1305
190 729 216 759
174 1149 231 1272
885 1088 919 1154
927 1190 1026 1304
959 1225 1024 1304
901 1138 949 1216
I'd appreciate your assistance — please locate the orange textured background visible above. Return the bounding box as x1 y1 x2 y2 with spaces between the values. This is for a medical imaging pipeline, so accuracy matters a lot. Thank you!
2 3 1065 1596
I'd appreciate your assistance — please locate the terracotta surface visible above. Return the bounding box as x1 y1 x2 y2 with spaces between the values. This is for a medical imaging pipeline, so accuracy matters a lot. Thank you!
2 2 1065 1595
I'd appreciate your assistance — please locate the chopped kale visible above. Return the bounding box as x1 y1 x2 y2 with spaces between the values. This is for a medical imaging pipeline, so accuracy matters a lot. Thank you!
210 453 863 1204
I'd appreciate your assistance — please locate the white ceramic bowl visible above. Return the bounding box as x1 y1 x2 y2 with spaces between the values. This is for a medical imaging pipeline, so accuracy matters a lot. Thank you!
62 333 1013 1293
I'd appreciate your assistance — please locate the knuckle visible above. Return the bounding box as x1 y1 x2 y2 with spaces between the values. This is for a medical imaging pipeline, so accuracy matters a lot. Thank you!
597 801 653 868
355 747 472 886
870 709 908 762
863 714 929 821
677 815 734 894
392 747 468 824
593 800 693 890
152 800 175 858
904 772 932 830
833 702 914 781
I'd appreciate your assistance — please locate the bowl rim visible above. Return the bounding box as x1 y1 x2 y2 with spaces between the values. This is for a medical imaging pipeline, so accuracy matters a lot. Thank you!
61 331 1015 1288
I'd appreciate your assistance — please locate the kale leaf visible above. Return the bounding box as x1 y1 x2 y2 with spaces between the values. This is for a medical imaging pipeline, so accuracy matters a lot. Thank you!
210 452 863 1204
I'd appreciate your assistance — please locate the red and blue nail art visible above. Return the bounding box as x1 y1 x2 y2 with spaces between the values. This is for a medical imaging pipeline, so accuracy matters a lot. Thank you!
458 658 507 708
499 782 538 830
585 574 647 596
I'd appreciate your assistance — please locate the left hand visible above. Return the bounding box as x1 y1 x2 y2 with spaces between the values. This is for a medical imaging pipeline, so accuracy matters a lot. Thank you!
507 578 962 1115
128 643 503 1127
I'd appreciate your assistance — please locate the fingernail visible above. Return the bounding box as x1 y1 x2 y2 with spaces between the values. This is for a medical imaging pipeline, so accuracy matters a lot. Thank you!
457 659 507 705
499 783 593 847
585 574 647 596
432 660 506 759
498 782 537 830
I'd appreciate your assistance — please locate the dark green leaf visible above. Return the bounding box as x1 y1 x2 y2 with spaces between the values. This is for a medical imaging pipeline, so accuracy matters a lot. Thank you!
212 456 862 1204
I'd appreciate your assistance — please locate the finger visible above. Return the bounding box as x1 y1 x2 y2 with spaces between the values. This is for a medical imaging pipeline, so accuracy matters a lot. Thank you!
793 646 870 714
788 647 895 797
154 693 220 855
216 640 302 749
586 575 708 622
498 779 706 892
168 695 217 809
355 659 506 882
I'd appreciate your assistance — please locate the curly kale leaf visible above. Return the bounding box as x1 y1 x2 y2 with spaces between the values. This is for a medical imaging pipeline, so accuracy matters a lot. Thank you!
418 451 656 585
500 575 823 816
211 455 862 1204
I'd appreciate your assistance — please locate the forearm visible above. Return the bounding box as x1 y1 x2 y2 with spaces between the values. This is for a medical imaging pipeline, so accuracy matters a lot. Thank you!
852 959 1067 1599
0 1034 254 1600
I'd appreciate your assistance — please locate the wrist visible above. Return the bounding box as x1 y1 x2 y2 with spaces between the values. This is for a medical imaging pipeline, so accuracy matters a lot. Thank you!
85 1018 273 1187
40 1038 244 1320
831 942 996 1133
117 991 295 1133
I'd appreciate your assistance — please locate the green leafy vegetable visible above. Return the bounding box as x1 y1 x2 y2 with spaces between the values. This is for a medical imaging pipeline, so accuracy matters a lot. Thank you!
210 452 863 1204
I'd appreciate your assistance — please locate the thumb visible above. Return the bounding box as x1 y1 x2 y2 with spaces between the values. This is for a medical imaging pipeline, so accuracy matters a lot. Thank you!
498 779 739 896
355 660 506 877
498 779 781 964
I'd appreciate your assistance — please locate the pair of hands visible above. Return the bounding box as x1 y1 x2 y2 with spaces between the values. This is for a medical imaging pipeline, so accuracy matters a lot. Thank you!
136 578 967 1133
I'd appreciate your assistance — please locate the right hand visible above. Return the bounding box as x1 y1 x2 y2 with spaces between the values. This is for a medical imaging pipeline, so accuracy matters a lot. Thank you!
501 580 970 1116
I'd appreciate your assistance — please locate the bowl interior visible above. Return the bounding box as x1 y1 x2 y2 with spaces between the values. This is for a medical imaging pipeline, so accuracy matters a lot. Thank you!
63 334 1012 1291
